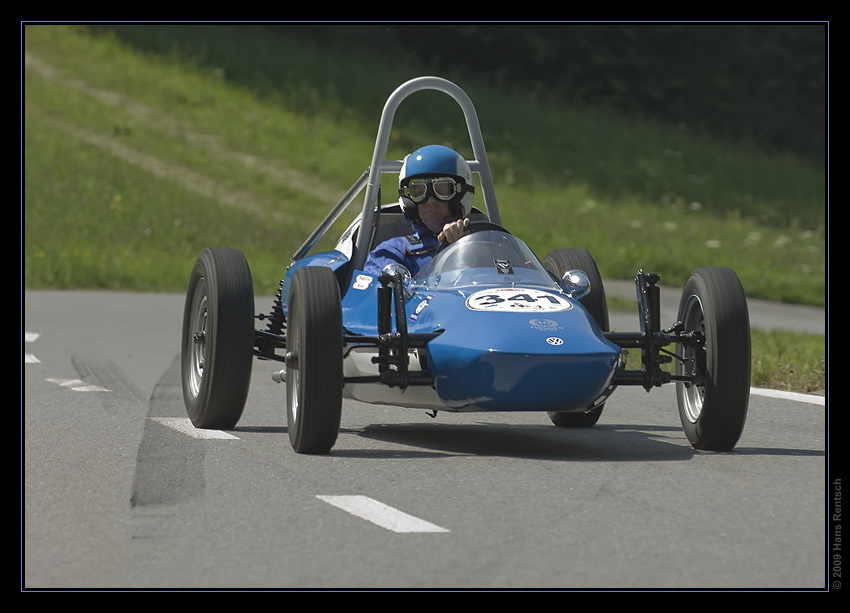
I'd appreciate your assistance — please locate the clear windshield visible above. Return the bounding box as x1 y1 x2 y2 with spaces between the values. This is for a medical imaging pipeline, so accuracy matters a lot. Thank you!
413 230 557 289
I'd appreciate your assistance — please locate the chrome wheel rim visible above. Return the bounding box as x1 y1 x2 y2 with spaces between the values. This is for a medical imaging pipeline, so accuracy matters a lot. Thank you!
678 293 707 423
287 316 301 424
187 278 209 399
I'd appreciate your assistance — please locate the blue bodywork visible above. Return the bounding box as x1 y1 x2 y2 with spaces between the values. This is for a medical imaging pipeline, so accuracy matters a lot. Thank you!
282 230 622 413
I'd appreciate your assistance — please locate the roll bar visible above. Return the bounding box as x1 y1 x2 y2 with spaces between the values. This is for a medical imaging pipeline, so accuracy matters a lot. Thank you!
291 76 499 269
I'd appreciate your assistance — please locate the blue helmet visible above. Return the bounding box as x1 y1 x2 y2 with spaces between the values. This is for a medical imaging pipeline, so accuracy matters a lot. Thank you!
398 145 475 221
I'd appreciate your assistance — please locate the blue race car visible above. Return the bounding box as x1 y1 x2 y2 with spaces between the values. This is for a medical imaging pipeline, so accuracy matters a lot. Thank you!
181 77 751 455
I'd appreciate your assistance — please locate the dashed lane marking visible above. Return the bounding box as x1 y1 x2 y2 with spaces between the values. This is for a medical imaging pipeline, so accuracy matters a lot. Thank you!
317 495 450 533
46 378 111 393
25 331 40 363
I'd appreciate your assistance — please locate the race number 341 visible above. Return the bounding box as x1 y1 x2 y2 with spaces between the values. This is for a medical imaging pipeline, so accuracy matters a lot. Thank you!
465 288 573 313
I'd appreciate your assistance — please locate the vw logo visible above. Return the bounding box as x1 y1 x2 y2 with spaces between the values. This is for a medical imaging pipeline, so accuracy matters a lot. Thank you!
546 337 564 346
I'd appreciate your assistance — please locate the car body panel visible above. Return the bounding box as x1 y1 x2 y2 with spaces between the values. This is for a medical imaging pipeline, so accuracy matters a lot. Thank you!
283 230 622 413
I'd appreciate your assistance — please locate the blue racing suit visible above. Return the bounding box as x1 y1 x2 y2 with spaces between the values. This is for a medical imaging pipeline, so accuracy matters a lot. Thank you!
363 228 440 278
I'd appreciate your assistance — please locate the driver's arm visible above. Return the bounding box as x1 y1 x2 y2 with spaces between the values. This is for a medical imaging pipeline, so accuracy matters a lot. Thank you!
437 218 470 244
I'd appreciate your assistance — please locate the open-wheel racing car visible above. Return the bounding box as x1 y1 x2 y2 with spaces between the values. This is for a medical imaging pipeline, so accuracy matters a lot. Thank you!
181 76 751 455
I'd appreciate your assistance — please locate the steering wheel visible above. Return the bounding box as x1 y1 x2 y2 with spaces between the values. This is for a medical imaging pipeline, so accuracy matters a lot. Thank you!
435 220 512 255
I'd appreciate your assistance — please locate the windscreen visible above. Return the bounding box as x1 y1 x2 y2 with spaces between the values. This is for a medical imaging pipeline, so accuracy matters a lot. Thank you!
413 230 557 289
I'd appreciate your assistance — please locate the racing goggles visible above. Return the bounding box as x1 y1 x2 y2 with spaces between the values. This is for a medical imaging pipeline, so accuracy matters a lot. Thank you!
402 176 463 203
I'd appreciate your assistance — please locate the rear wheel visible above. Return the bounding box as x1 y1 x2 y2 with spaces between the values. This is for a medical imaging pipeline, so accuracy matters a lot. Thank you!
182 248 255 429
543 248 609 331
676 267 751 451
542 248 610 427
286 267 344 454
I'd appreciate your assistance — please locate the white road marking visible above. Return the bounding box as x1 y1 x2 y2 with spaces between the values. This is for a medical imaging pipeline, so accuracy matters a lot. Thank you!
317 495 450 533
751 387 825 406
46 378 110 393
25 332 41 363
151 417 239 440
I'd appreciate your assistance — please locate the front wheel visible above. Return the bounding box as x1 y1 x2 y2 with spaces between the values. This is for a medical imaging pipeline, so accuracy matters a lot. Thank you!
286 267 344 454
181 247 255 430
676 266 751 451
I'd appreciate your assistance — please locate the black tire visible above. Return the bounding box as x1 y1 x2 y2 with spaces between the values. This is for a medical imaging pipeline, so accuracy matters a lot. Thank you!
675 266 751 451
542 248 610 331
182 247 255 430
286 267 344 454
542 248 610 427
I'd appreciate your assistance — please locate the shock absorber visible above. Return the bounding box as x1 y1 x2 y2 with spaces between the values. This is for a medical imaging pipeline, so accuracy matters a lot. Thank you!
265 278 287 338
262 278 288 380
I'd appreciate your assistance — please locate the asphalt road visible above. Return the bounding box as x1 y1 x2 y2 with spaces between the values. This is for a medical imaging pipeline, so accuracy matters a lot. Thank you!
23 289 828 590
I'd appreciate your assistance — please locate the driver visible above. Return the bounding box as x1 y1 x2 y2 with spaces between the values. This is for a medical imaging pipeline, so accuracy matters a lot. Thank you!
364 145 473 277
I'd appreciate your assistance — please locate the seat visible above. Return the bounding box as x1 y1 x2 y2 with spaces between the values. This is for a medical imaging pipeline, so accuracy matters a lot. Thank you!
367 209 415 249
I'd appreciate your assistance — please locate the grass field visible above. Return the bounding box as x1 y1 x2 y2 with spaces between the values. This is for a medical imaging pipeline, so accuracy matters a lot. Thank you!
22 24 826 393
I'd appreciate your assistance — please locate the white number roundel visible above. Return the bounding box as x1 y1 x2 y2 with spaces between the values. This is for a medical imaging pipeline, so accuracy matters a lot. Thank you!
465 288 573 312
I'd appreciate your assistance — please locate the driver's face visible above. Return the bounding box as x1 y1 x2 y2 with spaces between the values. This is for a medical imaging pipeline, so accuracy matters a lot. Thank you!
417 198 452 221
